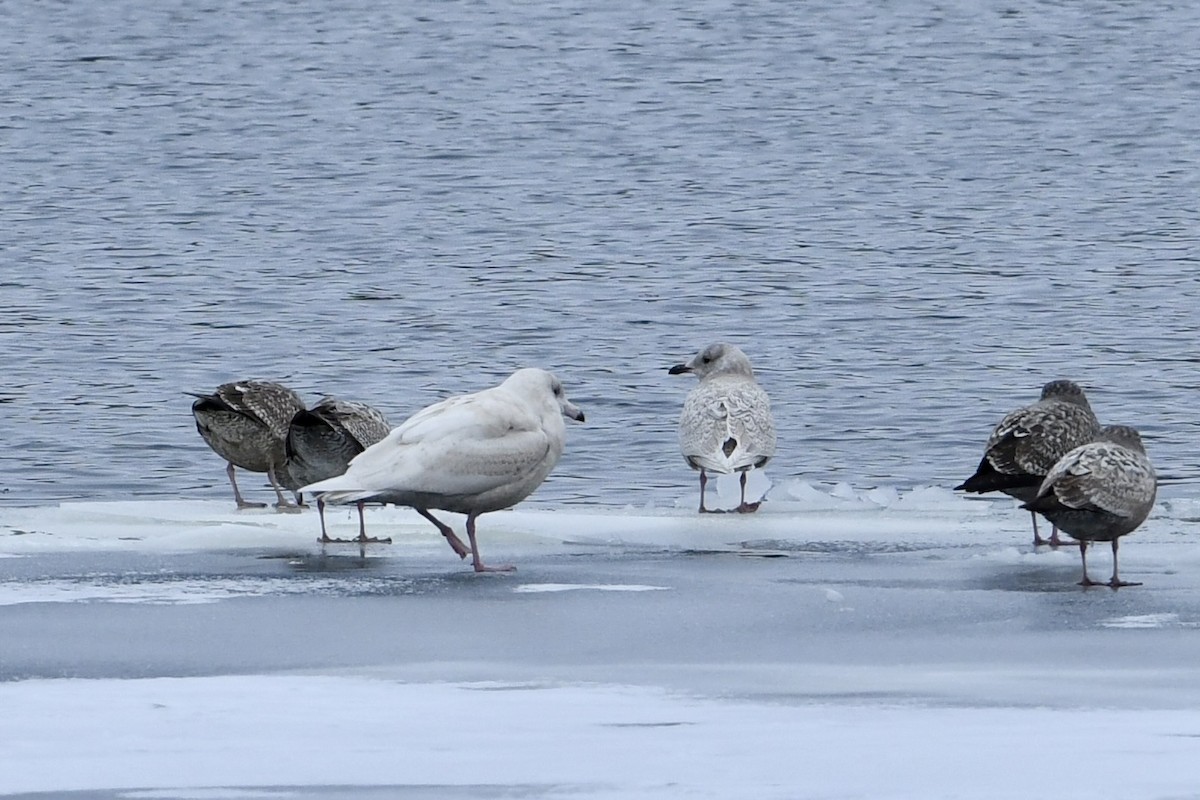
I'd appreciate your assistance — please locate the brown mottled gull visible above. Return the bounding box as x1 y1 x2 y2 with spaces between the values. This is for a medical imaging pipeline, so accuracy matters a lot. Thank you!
955 380 1100 546
668 343 777 514
302 368 584 573
283 397 392 544
189 380 305 511
1023 425 1156 588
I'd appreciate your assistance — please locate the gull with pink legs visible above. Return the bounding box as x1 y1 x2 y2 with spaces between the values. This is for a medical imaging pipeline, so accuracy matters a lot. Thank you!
669 342 777 514
302 368 583 572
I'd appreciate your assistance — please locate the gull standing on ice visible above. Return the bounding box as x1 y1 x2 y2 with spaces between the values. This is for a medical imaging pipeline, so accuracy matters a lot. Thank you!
301 368 584 572
189 380 306 511
955 380 1100 546
283 397 392 544
1023 425 1156 588
669 342 777 513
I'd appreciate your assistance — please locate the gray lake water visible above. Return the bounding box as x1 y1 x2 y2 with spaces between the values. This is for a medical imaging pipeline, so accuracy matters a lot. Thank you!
3 0 1200 509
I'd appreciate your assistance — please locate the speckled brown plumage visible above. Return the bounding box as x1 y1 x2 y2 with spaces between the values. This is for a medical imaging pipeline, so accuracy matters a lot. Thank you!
956 380 1101 546
1023 425 1156 588
282 397 392 544
189 380 305 511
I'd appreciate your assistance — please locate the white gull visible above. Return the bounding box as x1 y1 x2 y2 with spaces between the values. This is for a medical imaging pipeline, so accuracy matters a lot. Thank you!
301 368 583 572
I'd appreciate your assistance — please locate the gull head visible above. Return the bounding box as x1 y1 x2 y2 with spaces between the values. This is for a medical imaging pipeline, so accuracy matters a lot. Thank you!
1099 424 1146 453
503 368 585 423
1040 379 1090 409
668 342 755 380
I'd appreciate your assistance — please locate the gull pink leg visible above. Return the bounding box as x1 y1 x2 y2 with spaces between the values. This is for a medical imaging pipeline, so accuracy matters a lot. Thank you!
698 469 715 514
317 498 332 542
1078 540 1101 587
736 471 762 513
1107 538 1141 588
1030 512 1048 547
228 462 266 510
466 514 515 573
355 501 391 544
267 466 300 513
416 508 471 559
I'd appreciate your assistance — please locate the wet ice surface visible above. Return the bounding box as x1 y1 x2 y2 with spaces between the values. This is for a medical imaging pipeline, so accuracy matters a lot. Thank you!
3 487 1200 798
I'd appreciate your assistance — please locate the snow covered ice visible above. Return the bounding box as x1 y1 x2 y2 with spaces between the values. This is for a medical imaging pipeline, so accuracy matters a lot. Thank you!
3 483 1200 799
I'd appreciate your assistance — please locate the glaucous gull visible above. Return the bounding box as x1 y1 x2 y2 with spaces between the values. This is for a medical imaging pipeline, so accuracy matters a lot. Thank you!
302 368 583 572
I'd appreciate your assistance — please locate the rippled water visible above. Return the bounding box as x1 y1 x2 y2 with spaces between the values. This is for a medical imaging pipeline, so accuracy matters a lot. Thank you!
3 0 1199 508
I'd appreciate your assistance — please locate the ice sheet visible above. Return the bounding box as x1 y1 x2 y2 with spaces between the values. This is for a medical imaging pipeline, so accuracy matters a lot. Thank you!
3 487 1199 799
3 675 1200 799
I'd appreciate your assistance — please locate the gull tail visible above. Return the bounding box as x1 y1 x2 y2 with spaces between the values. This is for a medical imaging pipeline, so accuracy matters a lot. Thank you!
300 475 380 505
954 456 1041 494
1020 493 1063 514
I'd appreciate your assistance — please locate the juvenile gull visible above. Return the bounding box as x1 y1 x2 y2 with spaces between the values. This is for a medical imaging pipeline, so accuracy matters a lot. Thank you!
669 343 777 513
956 380 1100 546
301 368 584 572
282 397 392 544
1022 425 1156 588
189 380 305 511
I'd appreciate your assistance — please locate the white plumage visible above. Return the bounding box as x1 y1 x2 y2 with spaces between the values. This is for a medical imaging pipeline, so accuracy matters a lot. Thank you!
669 343 777 513
302 368 583 572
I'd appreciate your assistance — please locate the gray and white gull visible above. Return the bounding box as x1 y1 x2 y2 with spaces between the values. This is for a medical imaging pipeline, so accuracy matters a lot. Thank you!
955 380 1100 546
301 368 584 572
1023 424 1156 588
189 380 306 511
282 397 392 544
669 342 777 513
